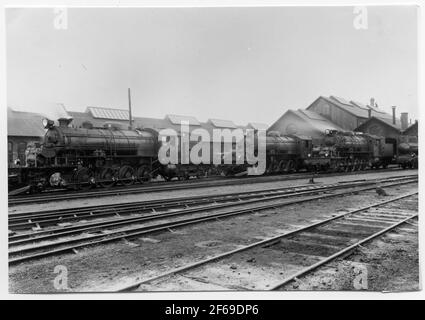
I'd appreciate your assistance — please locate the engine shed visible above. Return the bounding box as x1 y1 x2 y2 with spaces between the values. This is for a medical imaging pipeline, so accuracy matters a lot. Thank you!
305 96 400 131
355 116 402 156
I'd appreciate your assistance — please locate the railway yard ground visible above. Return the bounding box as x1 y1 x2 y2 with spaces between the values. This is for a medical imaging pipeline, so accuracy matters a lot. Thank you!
8 168 419 293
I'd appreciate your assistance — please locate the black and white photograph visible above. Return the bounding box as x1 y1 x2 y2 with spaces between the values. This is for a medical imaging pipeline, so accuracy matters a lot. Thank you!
2 2 421 298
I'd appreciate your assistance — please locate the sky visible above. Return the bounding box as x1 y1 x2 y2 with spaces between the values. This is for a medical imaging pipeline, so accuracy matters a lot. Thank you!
6 6 418 126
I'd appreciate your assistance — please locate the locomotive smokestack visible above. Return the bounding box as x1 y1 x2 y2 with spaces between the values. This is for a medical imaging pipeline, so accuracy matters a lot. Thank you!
392 106 396 125
128 88 133 130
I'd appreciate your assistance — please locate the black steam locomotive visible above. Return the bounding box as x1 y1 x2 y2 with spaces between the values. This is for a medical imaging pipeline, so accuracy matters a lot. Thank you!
8 117 416 194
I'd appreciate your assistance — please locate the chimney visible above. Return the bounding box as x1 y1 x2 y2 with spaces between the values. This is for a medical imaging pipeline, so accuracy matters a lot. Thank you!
401 112 408 130
370 97 375 107
368 108 372 118
392 106 396 125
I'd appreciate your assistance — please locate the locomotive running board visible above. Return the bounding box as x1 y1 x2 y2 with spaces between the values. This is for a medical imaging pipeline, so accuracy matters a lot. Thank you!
8 185 31 196
234 170 248 177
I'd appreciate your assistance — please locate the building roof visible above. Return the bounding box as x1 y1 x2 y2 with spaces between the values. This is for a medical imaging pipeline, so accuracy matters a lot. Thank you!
247 122 269 130
268 108 344 136
86 106 130 120
166 114 201 126
403 121 418 135
355 116 401 133
294 109 345 132
70 108 246 135
7 108 46 137
310 96 401 127
9 104 260 141
70 110 171 131
208 118 237 129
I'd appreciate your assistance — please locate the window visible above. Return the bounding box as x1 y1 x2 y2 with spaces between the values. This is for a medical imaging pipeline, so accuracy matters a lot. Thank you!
17 142 27 164
409 136 418 143
8 142 13 164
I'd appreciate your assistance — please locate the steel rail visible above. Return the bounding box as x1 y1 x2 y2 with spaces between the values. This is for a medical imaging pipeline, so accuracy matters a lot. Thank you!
9 176 416 242
115 192 417 292
269 214 417 290
9 175 416 230
7 182 347 224
9 179 417 265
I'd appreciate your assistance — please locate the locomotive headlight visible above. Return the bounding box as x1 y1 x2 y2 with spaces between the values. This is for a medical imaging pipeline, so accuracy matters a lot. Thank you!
42 118 54 129
307 153 311 158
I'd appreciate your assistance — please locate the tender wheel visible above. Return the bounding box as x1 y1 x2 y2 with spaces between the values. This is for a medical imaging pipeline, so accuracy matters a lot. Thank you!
162 174 172 182
118 165 135 185
329 161 338 172
278 160 286 173
287 160 295 173
99 167 116 188
136 165 151 183
74 167 93 190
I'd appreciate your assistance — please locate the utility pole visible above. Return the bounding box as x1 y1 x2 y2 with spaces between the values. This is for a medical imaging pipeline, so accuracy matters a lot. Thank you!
128 88 133 130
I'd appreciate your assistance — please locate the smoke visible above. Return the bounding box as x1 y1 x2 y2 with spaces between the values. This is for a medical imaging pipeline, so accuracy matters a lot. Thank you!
37 102 73 124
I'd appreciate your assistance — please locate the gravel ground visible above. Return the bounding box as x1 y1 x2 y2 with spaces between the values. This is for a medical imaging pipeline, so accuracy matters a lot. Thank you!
9 169 417 214
8 178 417 293
280 219 419 292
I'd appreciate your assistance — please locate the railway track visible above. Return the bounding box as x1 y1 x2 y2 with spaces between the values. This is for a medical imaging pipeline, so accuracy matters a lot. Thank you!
116 192 418 292
9 174 417 231
9 175 417 265
8 167 408 206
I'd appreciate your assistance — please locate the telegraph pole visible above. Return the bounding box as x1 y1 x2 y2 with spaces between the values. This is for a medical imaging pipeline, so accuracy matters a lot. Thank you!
128 88 133 130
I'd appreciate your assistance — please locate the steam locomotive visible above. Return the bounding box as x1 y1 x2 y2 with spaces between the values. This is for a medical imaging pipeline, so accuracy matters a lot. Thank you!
8 117 416 194
264 130 391 174
397 135 418 169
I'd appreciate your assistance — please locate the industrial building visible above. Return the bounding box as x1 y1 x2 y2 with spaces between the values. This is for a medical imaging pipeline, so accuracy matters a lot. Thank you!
403 121 418 137
305 96 401 131
68 107 263 137
7 108 46 165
